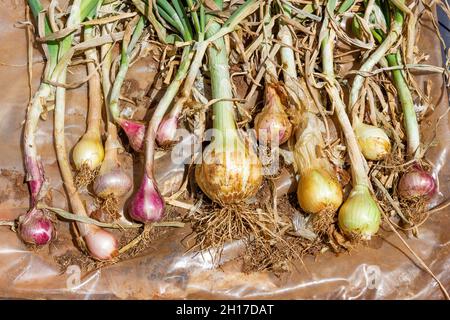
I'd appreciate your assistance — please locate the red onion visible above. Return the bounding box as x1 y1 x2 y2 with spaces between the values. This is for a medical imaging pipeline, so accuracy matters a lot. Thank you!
117 118 146 152
83 226 118 260
398 165 436 200
18 208 54 246
254 84 292 145
129 173 165 223
156 115 178 147
24 156 45 206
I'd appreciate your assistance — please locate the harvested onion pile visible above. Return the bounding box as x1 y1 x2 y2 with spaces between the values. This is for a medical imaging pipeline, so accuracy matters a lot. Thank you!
5 0 449 296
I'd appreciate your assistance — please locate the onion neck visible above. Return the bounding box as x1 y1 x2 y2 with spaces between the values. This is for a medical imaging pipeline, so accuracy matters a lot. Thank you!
320 1 368 187
386 52 420 158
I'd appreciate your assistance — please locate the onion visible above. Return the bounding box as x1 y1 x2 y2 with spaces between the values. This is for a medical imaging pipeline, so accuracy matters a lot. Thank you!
196 140 263 204
128 173 165 222
117 118 145 152
254 84 292 145
18 208 55 246
293 113 343 214
156 114 179 147
93 139 132 199
297 168 343 214
72 132 104 170
355 121 391 161
83 226 118 260
398 165 436 200
338 185 381 239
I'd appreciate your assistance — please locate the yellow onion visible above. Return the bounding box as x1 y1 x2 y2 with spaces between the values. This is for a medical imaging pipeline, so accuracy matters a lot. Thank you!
338 184 381 239
355 121 391 161
293 112 343 214
254 84 292 146
72 131 104 170
297 168 343 214
195 140 263 204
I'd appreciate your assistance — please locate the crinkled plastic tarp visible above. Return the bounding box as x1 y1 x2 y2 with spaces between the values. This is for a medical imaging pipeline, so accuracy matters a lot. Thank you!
0 0 449 299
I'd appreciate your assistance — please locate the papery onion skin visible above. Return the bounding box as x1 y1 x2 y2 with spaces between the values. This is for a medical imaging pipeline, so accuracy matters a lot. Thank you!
355 122 391 161
118 119 145 152
18 208 55 246
156 115 178 147
72 134 104 170
398 165 436 200
84 227 118 261
254 85 292 145
129 173 165 223
93 167 132 199
338 185 381 239
297 168 343 214
195 144 263 204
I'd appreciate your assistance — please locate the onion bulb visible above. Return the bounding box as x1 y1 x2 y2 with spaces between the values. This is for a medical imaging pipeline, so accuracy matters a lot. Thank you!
18 208 55 246
196 139 263 204
293 113 343 214
93 133 132 199
83 226 118 260
355 121 391 161
129 173 165 223
254 84 292 145
297 168 343 214
338 185 381 239
398 165 436 200
156 115 178 147
117 118 146 152
72 131 104 170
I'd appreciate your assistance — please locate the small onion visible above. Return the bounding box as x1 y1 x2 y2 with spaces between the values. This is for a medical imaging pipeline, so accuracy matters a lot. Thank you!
355 122 391 161
94 167 132 199
117 118 146 152
129 173 165 223
338 184 381 239
195 142 263 204
156 115 178 147
297 168 343 214
72 132 104 170
254 84 292 145
83 227 118 261
398 165 436 200
18 208 55 246
93 136 132 199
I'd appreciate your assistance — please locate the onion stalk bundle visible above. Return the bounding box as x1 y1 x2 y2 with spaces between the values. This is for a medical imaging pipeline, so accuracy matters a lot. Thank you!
195 0 263 204
92 9 132 218
19 0 59 245
320 0 381 239
376 2 437 200
347 1 408 161
53 0 119 260
129 0 260 222
276 1 343 216
253 1 292 147
72 24 105 188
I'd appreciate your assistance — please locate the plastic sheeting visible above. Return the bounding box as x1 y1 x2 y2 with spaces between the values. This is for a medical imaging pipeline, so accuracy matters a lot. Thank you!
0 1 449 299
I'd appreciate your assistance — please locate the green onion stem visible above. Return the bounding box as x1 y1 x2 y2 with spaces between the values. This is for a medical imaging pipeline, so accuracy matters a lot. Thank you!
386 52 420 158
53 0 101 238
145 46 193 173
349 3 404 113
109 17 145 121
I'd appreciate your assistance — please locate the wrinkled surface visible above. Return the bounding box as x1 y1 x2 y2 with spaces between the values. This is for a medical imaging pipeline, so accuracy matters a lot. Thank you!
0 1 449 299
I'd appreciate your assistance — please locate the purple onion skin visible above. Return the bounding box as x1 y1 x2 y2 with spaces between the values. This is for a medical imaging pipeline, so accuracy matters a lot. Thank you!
398 165 437 200
118 119 145 152
25 156 44 206
156 115 178 147
129 173 165 223
18 208 54 246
